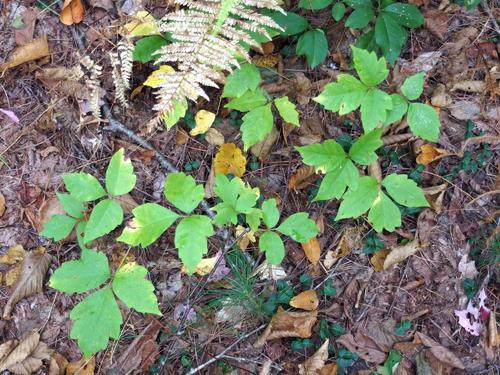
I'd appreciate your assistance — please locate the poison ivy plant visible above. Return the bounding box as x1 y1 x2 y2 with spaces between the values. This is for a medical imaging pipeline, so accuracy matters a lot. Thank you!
223 64 301 150
314 46 440 141
41 148 136 244
50 249 160 358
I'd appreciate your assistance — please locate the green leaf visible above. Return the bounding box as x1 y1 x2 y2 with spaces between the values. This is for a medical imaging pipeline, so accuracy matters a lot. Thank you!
174 215 214 273
349 128 383 165
375 13 407 65
105 148 136 196
296 29 328 69
70 287 122 359
383 94 408 125
246 208 262 231
351 46 389 86
382 173 429 207
274 96 300 126
83 199 123 243
355 28 378 52
314 74 368 115
269 11 310 36
336 176 379 220
345 0 373 9
368 192 401 232
112 262 161 315
222 64 261 98
133 35 168 63
299 0 333 9
213 175 259 225
315 159 359 201
49 249 110 293
117 203 179 247
262 198 280 229
360 88 393 132
163 98 188 129
383 3 424 28
40 214 76 241
407 103 440 142
76 221 90 251
345 7 374 28
63 172 106 202
277 213 318 243
56 192 84 219
332 2 347 21
224 89 267 112
259 231 285 265
164 172 205 214
296 139 346 172
401 72 425 100
241 104 273 150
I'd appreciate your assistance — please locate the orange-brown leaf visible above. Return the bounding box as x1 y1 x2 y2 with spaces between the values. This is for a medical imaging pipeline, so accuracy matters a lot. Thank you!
370 249 390 272
302 237 320 266
416 144 452 165
0 36 49 71
60 0 85 25
288 166 316 190
290 290 319 311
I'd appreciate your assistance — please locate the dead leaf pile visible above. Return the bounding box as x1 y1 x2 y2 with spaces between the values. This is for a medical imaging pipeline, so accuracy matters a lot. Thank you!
0 331 52 374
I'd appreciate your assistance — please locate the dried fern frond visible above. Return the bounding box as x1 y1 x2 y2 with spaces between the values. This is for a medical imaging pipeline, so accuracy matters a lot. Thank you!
79 55 102 119
151 0 283 127
110 38 134 108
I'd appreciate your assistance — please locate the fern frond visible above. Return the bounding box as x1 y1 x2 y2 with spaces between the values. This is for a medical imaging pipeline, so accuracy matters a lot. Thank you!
151 0 283 127
80 55 102 119
111 38 134 108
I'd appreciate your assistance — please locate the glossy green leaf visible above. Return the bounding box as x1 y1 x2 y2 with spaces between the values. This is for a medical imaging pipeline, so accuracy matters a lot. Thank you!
368 192 401 232
383 94 408 125
277 213 318 243
40 214 77 241
345 0 373 9
314 74 368 115
336 176 379 220
349 128 383 165
117 203 179 247
382 173 429 207
241 103 273 150
112 262 161 315
299 0 333 9
259 230 285 265
222 64 261 98
105 148 136 196
269 11 310 36
351 46 389 86
374 13 407 65
83 199 123 243
274 96 300 126
70 287 122 359
332 2 347 21
400 71 425 101
50 249 110 293
296 139 346 172
382 3 424 28
56 192 85 219
63 172 106 202
296 29 328 69
345 7 374 28
164 172 205 214
407 103 440 142
262 198 280 229
360 88 393 132
224 89 267 112
133 35 168 63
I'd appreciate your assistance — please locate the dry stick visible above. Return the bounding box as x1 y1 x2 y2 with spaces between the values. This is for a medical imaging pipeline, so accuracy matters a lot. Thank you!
185 324 267 375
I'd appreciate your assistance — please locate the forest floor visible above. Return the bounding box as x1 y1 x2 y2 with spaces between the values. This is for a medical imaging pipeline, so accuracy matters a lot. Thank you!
0 0 499 374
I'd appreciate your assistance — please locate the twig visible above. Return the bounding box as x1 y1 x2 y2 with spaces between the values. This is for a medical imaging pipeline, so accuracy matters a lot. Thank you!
481 0 500 35
186 324 267 375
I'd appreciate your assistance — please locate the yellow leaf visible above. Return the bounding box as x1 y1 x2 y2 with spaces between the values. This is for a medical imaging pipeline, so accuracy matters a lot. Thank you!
235 225 256 251
190 110 216 136
290 289 319 311
0 245 26 265
143 65 175 88
416 144 453 165
213 143 246 177
181 256 216 276
123 11 157 36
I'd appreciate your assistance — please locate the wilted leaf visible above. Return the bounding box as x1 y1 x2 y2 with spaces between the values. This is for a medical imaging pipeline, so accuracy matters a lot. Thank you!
213 143 246 177
66 356 95 375
114 193 139 214
1 36 50 71
0 245 26 265
337 332 387 364
190 110 216 136
0 331 51 373
383 238 421 270
298 340 329 375
370 249 390 272
302 237 320 266
0 192 5 217
60 0 85 25
3 248 52 319
416 144 452 165
254 306 317 347
290 289 319 311
205 128 225 146
288 166 317 190
250 126 279 161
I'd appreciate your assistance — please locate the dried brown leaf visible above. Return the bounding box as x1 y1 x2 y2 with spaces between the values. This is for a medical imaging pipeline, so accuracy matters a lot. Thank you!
415 332 464 369
66 357 95 375
60 0 85 25
324 227 363 269
213 143 246 177
458 135 500 157
368 160 382 183
288 166 317 190
302 237 320 266
298 340 329 375
431 84 452 107
381 133 415 145
370 249 390 272
205 128 225 146
451 80 486 93
424 10 448 40
175 128 189 145
336 333 387 364
383 238 421 270
0 245 26 265
290 290 319 311
114 193 138 214
251 126 279 161
416 144 453 165
9 341 51 375
423 183 448 213
3 248 52 319
48 352 68 375
0 341 17 363
116 321 161 372
0 331 45 371
489 309 498 348
254 307 317 347
252 54 280 68
1 36 50 71
0 192 5 218
4 265 22 287
38 196 66 232
318 363 338 375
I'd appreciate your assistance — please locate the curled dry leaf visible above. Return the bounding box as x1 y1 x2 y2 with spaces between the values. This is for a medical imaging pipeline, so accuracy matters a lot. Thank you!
370 249 390 272
423 183 448 213
0 331 52 373
204 166 216 199
324 227 363 269
302 237 320 266
337 332 387 364
205 128 225 146
381 133 415 145
66 356 95 375
254 306 317 348
451 80 486 93
288 166 317 190
416 144 453 165
235 225 256 251
368 160 382 183
213 143 246 177
0 192 5 217
3 247 52 319
383 238 421 270
318 364 338 375
298 340 329 375
290 290 319 311
60 0 85 25
251 126 279 161
0 35 50 72
431 84 452 107
458 135 500 158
